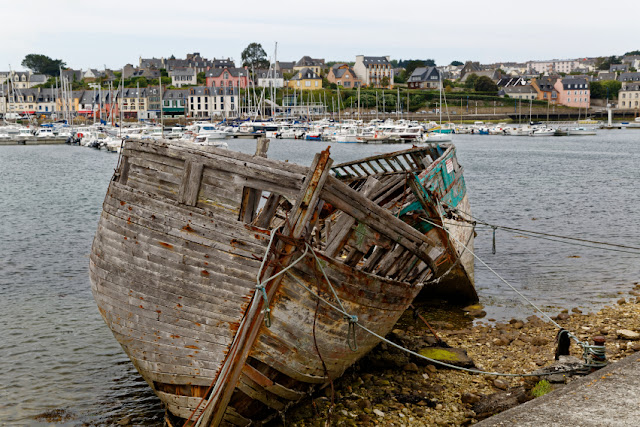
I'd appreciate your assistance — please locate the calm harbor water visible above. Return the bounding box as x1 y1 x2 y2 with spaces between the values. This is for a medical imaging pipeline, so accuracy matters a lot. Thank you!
1 131 639 424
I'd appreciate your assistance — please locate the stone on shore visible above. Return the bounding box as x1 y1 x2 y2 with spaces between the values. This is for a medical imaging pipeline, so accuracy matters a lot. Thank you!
617 329 640 340
418 346 475 368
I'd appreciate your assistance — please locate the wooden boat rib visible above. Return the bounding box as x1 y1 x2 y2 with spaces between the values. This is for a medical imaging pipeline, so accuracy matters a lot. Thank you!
90 139 476 426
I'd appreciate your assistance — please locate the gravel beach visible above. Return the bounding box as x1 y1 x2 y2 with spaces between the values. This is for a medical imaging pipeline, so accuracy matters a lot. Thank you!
284 282 640 426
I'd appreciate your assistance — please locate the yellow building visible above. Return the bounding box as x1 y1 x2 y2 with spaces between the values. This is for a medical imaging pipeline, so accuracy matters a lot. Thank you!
287 68 322 90
56 90 83 114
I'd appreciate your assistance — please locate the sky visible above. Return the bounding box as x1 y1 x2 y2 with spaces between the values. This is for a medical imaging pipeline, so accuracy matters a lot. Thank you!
2 0 639 72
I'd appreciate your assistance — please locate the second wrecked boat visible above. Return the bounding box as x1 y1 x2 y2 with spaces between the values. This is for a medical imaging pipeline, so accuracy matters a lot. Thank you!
90 139 476 425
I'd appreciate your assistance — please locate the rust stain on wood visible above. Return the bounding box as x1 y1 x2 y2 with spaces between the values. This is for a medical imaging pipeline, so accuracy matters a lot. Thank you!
158 242 173 249
182 224 195 232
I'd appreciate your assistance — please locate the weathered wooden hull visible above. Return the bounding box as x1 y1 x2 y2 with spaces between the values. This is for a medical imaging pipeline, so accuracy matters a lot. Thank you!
90 140 474 425
332 144 477 303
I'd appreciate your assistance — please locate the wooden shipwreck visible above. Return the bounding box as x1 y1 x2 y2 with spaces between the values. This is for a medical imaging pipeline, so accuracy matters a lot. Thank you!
89 139 476 426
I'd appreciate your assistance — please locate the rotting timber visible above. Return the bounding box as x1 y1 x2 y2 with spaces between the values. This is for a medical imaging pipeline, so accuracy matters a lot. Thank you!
89 138 477 426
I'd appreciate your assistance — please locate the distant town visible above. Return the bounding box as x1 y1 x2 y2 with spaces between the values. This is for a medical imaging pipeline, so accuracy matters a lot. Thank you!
1 45 639 121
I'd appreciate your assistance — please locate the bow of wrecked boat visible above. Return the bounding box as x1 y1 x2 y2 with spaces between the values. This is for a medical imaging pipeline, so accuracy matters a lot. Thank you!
89 138 476 426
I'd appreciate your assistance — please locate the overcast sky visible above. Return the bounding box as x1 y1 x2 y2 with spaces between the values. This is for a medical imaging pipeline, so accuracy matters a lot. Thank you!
2 0 639 71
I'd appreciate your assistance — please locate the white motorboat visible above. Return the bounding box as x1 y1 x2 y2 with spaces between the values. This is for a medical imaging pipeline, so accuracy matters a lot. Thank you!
424 132 452 142
35 128 56 138
626 117 640 129
505 126 533 136
529 127 556 137
103 137 124 153
193 134 229 148
197 124 229 139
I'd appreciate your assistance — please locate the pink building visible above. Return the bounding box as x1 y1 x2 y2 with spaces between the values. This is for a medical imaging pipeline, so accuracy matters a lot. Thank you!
553 77 590 108
205 67 249 89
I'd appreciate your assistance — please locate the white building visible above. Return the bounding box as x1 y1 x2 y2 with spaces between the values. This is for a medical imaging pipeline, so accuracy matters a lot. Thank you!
354 55 394 88
527 59 581 75
187 86 239 118
618 83 640 110
170 68 197 88
255 69 284 88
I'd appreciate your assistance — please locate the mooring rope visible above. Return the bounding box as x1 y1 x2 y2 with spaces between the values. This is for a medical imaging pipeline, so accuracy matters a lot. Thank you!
285 259 585 378
443 204 640 255
419 216 608 367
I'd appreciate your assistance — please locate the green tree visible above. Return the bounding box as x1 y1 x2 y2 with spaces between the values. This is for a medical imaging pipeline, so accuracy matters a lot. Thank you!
474 76 498 93
464 73 479 89
21 54 67 76
135 77 149 88
624 50 640 56
450 60 463 66
241 43 269 69
589 81 604 99
596 55 622 70
381 76 390 87
601 80 622 99
197 72 205 85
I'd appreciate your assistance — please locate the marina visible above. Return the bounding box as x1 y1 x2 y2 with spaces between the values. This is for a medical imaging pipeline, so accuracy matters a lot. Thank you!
1 130 639 424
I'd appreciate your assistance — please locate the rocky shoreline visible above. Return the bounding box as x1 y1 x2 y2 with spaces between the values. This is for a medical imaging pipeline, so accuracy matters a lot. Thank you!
284 282 640 426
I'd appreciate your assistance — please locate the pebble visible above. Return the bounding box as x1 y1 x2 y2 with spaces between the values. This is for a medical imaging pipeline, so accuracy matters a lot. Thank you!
403 362 419 372
373 408 385 417
617 329 640 340
531 336 548 346
493 379 509 390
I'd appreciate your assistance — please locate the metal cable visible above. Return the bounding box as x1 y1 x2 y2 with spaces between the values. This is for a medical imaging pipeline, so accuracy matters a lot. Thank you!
444 204 640 253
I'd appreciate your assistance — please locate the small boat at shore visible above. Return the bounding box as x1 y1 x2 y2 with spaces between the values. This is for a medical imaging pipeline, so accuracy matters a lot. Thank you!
90 139 476 425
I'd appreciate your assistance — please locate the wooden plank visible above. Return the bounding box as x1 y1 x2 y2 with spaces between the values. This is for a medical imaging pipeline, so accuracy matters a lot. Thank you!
241 364 306 401
325 176 379 257
238 138 270 223
322 177 442 271
253 194 282 229
236 374 286 411
119 155 131 185
125 140 307 182
103 186 269 254
223 407 252 427
179 161 204 206
93 227 256 310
